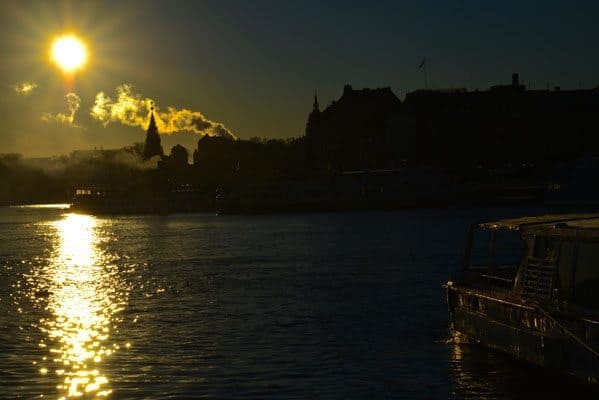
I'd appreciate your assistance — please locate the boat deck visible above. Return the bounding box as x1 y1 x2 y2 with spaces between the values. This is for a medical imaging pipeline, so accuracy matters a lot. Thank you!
447 266 529 308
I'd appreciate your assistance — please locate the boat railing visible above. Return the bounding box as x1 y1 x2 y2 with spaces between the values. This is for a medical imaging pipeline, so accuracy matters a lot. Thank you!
521 256 555 305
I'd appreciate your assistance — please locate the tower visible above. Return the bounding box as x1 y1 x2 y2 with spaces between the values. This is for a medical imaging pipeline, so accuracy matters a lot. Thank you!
306 92 321 137
142 103 164 160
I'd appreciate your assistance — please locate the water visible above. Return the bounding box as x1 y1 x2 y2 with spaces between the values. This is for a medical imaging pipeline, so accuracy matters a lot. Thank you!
0 205 597 399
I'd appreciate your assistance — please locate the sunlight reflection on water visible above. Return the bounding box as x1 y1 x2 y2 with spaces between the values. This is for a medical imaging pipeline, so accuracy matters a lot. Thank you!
30 214 128 399
11 204 71 209
4 206 589 399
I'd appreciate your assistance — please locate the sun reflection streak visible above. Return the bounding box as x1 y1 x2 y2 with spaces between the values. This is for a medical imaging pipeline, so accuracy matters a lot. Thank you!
35 214 126 399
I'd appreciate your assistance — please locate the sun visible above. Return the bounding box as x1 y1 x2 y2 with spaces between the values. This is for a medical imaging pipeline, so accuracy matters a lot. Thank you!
51 35 88 73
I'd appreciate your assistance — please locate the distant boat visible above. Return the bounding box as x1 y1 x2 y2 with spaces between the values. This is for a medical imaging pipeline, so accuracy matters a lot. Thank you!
445 214 599 384
216 170 543 214
71 169 543 215
70 184 215 214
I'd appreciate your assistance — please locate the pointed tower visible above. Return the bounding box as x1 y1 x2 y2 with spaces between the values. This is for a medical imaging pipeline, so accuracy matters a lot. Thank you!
306 92 321 137
142 103 164 160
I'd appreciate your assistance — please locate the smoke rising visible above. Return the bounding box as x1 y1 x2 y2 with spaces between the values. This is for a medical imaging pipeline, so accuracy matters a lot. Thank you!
42 92 82 127
91 84 237 140
91 84 151 128
12 81 38 95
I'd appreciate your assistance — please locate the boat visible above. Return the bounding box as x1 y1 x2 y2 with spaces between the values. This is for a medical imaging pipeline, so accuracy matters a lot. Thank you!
70 184 216 214
445 213 599 384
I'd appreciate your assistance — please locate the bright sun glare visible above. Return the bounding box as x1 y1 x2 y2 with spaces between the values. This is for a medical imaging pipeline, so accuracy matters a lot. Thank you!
51 35 88 73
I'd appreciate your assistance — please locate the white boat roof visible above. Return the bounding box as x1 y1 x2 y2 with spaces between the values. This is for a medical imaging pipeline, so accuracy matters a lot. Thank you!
479 213 599 232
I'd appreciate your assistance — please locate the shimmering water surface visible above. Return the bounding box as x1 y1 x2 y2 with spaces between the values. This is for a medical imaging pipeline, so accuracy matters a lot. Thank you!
1 205 597 399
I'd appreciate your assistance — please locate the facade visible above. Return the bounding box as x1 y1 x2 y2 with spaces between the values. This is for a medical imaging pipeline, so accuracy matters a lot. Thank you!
306 85 402 171
306 75 599 171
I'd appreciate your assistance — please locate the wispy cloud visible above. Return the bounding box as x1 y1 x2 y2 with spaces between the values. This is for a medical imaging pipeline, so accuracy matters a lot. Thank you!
91 84 237 139
11 81 38 95
42 92 82 128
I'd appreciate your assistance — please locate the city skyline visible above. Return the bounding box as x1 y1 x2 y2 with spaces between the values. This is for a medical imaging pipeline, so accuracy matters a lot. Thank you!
1 0 599 156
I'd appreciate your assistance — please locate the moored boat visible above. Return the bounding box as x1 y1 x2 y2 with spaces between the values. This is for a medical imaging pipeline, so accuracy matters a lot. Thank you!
445 214 599 383
70 184 216 214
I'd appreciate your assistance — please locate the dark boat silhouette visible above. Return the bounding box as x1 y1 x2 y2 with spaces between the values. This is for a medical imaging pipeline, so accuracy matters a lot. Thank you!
445 214 599 383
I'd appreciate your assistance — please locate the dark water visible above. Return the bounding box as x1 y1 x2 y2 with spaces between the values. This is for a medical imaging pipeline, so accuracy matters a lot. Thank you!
0 205 597 399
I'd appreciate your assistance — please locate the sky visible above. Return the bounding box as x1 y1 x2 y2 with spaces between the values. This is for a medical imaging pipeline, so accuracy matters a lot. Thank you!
1 0 598 157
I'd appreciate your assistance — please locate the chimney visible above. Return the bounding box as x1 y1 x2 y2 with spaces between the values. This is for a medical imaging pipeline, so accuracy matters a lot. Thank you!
343 84 353 96
512 73 519 87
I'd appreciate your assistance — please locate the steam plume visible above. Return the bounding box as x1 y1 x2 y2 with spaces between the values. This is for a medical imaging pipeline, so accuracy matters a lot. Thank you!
42 92 81 127
91 84 237 139
12 81 38 95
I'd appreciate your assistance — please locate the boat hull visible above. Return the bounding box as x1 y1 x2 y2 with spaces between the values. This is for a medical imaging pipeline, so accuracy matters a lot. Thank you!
446 285 599 384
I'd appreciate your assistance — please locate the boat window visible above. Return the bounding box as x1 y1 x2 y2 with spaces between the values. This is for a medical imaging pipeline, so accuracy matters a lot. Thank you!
572 243 599 309
470 229 524 268
495 231 526 266
556 241 575 298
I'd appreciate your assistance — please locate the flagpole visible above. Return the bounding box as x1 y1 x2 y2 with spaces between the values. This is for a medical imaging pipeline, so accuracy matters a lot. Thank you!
419 57 428 89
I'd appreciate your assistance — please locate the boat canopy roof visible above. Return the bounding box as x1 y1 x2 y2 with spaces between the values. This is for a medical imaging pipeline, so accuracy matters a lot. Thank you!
478 213 599 237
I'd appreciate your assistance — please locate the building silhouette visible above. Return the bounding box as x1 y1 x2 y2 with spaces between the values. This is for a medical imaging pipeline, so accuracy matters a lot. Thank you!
306 84 402 171
306 74 599 171
168 144 189 168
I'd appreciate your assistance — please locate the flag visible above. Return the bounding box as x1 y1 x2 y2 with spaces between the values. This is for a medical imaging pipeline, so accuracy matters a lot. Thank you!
419 58 426 69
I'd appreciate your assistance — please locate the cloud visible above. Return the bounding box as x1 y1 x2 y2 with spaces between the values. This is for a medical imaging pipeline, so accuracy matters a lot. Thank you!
42 92 82 128
11 81 38 95
90 84 237 140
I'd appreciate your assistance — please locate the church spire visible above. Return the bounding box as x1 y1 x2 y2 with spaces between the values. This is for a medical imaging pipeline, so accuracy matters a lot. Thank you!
142 102 164 160
148 105 157 132
306 92 321 137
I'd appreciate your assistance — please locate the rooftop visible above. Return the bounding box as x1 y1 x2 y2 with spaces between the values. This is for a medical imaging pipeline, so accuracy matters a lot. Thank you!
478 213 599 238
